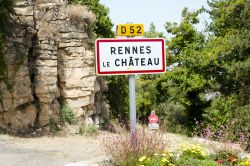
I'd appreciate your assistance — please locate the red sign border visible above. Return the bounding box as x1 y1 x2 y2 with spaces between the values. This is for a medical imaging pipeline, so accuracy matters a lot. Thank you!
95 38 166 75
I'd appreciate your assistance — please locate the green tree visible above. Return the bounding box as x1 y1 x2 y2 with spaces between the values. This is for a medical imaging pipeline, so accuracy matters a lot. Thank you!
157 0 250 144
135 24 165 122
144 22 164 38
156 8 208 132
106 75 129 124
201 0 250 148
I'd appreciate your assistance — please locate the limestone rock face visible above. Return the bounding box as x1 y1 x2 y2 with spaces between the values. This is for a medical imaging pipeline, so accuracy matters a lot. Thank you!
0 0 109 134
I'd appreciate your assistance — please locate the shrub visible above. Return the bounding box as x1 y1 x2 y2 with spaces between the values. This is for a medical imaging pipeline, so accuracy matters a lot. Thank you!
79 124 98 136
103 128 169 166
202 96 249 151
60 104 77 125
194 120 249 152
155 101 189 134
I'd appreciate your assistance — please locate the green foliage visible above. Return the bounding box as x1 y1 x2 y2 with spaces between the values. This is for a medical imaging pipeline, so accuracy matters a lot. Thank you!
203 97 250 150
155 8 209 132
203 95 237 129
175 156 219 166
144 22 165 38
154 0 250 141
106 75 129 123
197 0 250 149
165 7 204 56
60 104 78 125
85 124 98 135
68 0 114 38
0 0 15 97
136 77 158 123
208 0 250 36
210 150 239 166
49 118 60 133
79 124 98 136
0 0 15 21
155 101 188 134
78 0 250 152
135 24 165 123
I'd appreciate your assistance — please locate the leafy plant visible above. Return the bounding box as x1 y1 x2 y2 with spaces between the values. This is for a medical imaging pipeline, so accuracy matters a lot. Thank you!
106 75 129 125
60 104 77 125
80 124 98 136
155 101 188 134
175 156 219 166
0 0 15 97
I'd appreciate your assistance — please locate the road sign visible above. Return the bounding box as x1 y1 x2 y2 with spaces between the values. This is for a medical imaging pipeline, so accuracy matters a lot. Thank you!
148 123 159 130
116 24 144 36
148 114 159 124
95 38 166 75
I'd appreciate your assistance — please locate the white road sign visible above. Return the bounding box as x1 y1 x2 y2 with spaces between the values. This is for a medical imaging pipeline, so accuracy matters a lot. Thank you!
95 38 166 75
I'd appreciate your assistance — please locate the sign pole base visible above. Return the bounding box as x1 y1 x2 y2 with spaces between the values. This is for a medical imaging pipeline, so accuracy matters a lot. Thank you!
129 74 136 135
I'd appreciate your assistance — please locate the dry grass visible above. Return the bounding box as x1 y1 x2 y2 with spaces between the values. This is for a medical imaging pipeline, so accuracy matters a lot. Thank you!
67 4 96 27
103 127 170 166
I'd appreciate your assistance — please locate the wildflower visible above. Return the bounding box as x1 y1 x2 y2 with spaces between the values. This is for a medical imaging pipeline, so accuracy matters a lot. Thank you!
239 160 250 166
169 152 174 157
161 153 167 157
230 156 235 162
139 156 147 162
161 157 169 163
163 149 169 153
217 159 223 165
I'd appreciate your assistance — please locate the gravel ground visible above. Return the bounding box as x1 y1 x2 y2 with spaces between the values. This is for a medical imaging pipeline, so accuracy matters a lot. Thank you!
0 132 249 166
0 133 109 166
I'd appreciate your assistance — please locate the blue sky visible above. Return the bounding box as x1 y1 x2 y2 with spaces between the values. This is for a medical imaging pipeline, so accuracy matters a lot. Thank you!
99 0 209 37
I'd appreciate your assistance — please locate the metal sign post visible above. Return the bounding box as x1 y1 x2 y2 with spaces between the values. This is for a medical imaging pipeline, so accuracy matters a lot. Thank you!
95 23 166 136
129 74 136 134
124 23 140 135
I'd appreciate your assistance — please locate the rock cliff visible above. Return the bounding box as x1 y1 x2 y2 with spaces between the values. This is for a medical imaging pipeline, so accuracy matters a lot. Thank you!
0 0 108 134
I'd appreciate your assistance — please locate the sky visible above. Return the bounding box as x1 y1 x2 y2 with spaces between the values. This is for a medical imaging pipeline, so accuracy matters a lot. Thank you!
99 0 209 37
